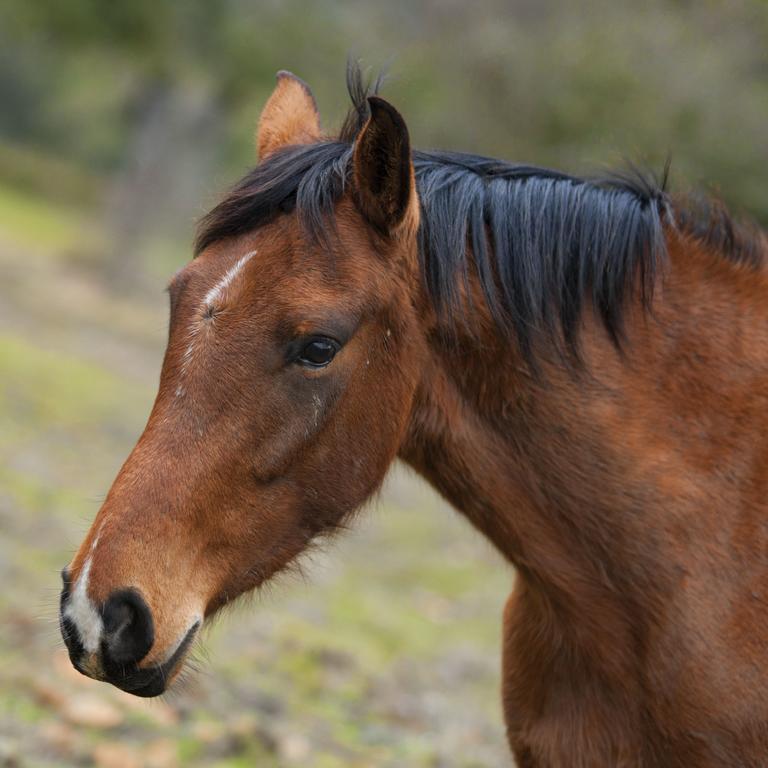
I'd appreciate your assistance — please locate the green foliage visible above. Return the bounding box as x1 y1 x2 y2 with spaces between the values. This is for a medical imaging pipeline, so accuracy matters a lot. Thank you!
0 182 91 251
1 0 767 221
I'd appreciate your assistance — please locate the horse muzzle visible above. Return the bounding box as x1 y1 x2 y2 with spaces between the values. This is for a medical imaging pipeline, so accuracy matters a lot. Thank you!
59 568 199 697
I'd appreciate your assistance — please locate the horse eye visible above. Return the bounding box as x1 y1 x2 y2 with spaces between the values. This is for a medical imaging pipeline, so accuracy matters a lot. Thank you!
297 337 339 368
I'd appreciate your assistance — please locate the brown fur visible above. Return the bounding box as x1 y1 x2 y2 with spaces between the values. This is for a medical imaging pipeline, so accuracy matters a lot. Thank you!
257 70 321 159
65 74 768 765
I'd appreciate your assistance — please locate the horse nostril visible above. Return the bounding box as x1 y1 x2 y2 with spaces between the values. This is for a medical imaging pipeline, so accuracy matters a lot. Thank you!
101 588 154 666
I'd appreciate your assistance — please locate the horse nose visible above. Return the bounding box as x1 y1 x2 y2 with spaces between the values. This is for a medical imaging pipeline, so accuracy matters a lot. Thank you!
101 588 154 667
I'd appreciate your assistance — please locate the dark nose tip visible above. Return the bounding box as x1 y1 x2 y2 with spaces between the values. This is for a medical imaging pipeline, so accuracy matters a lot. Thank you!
101 588 154 668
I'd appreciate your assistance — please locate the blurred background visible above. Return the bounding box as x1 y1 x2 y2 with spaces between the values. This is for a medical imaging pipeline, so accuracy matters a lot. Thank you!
0 1 766 766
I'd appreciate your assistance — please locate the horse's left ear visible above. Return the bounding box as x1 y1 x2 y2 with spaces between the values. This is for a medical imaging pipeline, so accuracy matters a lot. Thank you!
353 96 418 235
257 71 321 160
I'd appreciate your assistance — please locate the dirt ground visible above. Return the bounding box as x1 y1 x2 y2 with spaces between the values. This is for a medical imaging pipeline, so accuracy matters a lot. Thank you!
0 187 513 767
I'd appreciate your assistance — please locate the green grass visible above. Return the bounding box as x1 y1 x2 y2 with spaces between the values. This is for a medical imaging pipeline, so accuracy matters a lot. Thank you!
0 332 151 429
0 182 93 253
0 332 154 599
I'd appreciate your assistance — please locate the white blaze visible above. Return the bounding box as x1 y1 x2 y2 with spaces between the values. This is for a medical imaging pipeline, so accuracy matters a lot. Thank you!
179 250 257 386
203 250 257 308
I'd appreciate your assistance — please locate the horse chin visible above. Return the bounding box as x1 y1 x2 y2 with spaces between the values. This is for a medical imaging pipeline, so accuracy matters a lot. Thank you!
105 619 200 698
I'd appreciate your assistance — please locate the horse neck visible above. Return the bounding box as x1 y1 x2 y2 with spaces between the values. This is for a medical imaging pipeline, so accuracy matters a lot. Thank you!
399 329 587 587
399 229 768 611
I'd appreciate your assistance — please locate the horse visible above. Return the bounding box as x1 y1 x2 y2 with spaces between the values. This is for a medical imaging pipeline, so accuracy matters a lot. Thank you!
59 63 768 766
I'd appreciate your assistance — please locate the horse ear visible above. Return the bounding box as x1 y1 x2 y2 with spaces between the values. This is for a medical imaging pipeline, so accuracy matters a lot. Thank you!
353 96 417 235
256 71 321 160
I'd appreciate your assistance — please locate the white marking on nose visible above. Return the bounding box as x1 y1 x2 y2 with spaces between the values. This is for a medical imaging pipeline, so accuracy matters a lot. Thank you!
64 551 104 654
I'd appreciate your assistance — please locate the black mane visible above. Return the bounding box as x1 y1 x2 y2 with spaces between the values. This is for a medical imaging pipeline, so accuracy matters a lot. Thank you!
195 64 764 358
